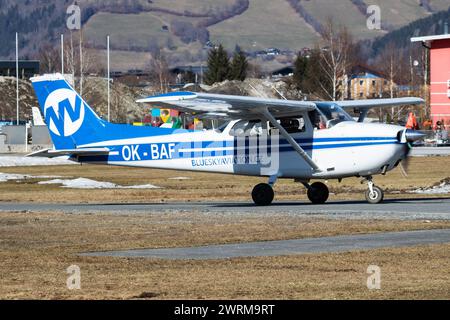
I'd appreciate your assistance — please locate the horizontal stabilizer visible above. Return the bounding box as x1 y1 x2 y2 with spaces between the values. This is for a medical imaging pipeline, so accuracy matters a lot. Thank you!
27 148 111 158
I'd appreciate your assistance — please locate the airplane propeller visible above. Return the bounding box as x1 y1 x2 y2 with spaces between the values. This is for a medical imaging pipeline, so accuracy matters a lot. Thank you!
398 129 426 177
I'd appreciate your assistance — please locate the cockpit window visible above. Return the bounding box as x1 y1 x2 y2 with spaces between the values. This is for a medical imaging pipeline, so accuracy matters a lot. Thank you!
215 122 230 133
316 104 354 128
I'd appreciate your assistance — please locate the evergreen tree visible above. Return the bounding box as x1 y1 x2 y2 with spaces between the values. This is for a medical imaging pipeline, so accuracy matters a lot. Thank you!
205 44 230 85
229 51 248 81
293 54 309 89
293 50 334 98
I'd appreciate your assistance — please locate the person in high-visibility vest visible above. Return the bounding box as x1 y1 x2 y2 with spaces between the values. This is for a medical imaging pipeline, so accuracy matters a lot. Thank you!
406 112 419 130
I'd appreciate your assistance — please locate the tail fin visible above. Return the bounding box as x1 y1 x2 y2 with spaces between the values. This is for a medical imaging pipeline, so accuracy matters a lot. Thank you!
31 73 175 150
31 74 106 150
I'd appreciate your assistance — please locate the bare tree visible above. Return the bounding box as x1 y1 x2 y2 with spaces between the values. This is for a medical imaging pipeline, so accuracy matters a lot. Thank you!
376 42 401 120
318 19 354 101
377 42 399 99
148 48 171 93
62 31 99 92
37 43 60 73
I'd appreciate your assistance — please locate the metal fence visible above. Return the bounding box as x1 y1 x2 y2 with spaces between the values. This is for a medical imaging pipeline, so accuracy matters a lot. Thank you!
420 130 450 147
0 125 52 153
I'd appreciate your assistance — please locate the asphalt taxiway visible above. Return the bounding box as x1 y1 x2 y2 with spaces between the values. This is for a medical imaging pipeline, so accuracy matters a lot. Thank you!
81 228 450 260
1 198 450 220
2 198 450 260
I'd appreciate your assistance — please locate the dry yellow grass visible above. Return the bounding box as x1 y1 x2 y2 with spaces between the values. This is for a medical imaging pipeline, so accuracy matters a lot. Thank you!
0 211 449 300
0 156 449 204
0 157 449 299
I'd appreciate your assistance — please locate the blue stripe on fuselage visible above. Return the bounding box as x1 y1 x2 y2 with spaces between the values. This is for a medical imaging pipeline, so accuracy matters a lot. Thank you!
76 138 399 163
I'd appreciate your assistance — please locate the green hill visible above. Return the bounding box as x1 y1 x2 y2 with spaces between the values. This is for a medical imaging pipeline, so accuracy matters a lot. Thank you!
0 0 449 69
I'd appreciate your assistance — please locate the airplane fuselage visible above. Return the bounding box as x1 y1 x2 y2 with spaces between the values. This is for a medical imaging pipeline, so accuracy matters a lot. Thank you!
73 121 407 181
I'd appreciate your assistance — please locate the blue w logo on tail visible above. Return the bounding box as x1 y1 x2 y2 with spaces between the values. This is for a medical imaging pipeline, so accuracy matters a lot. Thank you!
44 88 85 137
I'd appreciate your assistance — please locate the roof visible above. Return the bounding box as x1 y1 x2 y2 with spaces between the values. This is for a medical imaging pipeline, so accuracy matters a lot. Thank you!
411 34 450 43
171 66 208 74
350 64 387 79
351 72 382 80
0 60 40 68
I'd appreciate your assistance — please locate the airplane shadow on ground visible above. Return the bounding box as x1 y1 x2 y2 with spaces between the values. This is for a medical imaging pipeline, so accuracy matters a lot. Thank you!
212 197 450 208
93 197 450 208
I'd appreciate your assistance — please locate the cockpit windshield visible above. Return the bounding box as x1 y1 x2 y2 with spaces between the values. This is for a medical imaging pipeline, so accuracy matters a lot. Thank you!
316 104 354 128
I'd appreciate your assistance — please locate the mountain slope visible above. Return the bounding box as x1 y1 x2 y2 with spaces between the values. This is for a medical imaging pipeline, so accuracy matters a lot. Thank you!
0 0 449 67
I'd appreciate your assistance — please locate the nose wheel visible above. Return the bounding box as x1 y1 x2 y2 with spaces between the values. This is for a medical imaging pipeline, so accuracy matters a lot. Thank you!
364 177 384 204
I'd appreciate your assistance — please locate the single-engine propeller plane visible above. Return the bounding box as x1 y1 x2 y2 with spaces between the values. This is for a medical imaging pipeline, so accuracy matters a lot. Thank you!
30 73 425 206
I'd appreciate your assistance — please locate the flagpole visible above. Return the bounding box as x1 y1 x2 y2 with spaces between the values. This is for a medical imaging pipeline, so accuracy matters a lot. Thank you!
61 34 64 74
16 32 19 125
107 35 110 122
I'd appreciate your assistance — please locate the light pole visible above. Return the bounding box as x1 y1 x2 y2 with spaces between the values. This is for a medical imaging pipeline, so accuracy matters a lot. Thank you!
107 35 111 122
16 32 19 126
61 34 64 74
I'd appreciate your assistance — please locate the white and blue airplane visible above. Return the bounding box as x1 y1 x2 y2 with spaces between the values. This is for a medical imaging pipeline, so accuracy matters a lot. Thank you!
29 73 425 206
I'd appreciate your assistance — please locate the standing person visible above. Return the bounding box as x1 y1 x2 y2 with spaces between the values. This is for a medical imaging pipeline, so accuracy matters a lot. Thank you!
406 112 419 130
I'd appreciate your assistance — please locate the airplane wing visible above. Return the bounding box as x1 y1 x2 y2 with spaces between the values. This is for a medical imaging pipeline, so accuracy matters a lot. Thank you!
334 97 424 110
137 92 317 119
28 148 111 158
332 97 424 123
137 92 321 171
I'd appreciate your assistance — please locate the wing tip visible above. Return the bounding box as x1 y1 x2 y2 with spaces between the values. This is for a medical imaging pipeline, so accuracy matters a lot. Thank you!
137 91 197 103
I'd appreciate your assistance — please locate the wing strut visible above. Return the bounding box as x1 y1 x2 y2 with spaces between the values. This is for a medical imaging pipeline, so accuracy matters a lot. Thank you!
262 108 321 172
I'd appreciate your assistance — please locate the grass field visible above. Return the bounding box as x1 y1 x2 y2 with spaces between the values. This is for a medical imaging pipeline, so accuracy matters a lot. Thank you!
430 0 450 12
369 0 433 29
0 156 449 299
84 12 197 51
0 211 449 299
81 0 450 68
301 0 385 40
0 156 448 204
208 0 319 51
151 0 236 15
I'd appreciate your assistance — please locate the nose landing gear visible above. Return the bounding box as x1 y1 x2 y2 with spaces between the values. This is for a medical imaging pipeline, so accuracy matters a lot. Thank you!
364 176 384 204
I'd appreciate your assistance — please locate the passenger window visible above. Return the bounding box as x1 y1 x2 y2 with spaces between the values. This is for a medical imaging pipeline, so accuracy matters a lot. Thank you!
308 111 327 130
271 116 306 134
281 117 305 133
230 120 263 137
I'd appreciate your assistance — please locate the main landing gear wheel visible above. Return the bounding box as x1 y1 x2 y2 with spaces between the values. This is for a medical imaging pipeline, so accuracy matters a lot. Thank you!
307 182 330 204
252 183 274 206
365 186 384 204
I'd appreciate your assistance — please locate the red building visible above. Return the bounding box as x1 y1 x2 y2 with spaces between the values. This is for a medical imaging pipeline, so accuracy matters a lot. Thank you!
411 34 450 127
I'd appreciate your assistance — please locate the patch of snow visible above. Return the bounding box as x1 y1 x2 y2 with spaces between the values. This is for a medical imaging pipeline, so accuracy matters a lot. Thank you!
0 156 74 167
39 178 161 189
123 184 161 189
168 177 192 180
410 179 450 194
0 173 63 182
